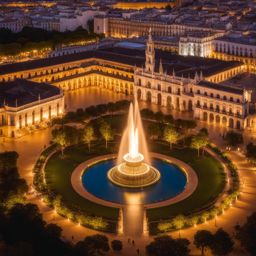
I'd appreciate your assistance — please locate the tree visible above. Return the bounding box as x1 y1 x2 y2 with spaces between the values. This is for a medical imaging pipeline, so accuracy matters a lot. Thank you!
111 240 122 251
224 131 243 148
76 234 110 256
187 215 199 227
146 235 190 256
210 228 234 256
52 129 67 156
99 121 113 148
83 125 94 152
194 230 213 256
199 128 208 137
148 123 161 140
172 215 186 237
2 203 73 256
246 143 256 165
163 126 179 149
0 152 28 209
191 133 208 156
165 4 172 11
235 212 256 255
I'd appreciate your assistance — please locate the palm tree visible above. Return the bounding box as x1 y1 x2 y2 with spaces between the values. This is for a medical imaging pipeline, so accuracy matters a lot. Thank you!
194 230 213 256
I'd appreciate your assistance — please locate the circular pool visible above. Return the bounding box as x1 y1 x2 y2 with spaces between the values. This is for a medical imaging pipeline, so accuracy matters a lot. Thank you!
82 158 187 205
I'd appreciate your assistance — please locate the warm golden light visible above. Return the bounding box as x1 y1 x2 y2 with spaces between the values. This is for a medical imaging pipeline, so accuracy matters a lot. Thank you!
107 97 160 188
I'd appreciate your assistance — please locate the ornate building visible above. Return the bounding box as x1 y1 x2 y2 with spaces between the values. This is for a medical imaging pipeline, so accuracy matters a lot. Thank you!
134 31 252 130
0 32 255 135
0 79 64 137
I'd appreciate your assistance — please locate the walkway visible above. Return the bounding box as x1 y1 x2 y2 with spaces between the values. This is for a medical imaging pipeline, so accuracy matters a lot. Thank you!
1 96 256 255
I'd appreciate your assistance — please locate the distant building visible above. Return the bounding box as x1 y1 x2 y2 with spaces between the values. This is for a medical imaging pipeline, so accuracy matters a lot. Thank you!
0 17 31 32
0 32 255 133
179 32 223 58
0 79 64 137
94 16 225 38
134 31 251 130
213 33 256 73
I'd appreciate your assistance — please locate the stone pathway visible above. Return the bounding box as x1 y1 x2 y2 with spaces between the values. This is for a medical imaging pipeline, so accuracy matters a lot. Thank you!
1 124 256 255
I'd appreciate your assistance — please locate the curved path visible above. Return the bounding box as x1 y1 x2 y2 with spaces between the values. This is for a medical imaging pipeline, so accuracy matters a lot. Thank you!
2 129 256 255
71 152 198 209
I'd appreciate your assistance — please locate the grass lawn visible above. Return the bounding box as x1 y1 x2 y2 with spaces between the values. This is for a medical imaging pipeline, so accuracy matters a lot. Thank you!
44 140 225 223
147 142 226 221
44 142 119 221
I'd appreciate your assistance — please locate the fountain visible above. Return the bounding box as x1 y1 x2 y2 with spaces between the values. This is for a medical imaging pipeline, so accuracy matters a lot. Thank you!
107 98 161 188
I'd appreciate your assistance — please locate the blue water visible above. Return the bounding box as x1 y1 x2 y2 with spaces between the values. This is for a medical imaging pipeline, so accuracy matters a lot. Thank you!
82 159 187 204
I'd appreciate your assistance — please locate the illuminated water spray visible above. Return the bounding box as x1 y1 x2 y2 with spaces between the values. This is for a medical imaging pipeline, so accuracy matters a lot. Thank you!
108 97 160 188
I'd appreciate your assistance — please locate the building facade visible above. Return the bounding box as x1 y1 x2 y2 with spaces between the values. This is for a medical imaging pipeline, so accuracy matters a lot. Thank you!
134 32 252 130
94 16 224 38
0 80 64 137
0 33 255 133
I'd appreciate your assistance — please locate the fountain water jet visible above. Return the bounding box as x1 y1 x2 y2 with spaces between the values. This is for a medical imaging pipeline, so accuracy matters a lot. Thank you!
108 98 160 188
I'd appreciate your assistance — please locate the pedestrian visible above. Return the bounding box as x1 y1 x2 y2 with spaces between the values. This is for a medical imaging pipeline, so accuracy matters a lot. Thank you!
137 248 140 255
71 235 74 240
132 240 135 246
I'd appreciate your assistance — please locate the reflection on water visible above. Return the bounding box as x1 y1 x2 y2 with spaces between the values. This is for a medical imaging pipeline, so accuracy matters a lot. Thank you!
123 192 145 205
65 87 130 111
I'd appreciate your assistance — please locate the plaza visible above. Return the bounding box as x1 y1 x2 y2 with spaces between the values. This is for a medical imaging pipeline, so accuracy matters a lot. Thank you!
0 1 256 255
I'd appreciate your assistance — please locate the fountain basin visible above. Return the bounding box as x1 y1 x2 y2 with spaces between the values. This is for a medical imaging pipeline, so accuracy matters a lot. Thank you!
108 162 160 188
82 157 187 205
71 153 198 207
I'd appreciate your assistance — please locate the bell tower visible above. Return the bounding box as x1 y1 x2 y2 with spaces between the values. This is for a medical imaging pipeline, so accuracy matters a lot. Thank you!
145 28 155 73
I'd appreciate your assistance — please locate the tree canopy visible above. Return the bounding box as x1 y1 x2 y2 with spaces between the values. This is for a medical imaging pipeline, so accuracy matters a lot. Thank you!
235 212 256 256
163 125 179 149
246 143 256 165
146 235 190 256
224 131 243 148
191 133 208 156
99 121 113 148
210 228 234 256
194 230 213 256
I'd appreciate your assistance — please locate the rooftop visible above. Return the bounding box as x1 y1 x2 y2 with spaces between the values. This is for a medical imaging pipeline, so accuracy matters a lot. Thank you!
0 79 62 108
198 80 244 95
0 45 243 79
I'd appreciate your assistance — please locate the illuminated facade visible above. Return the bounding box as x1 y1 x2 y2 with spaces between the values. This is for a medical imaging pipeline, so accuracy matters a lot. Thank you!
212 37 256 73
0 33 255 132
111 1 176 10
179 32 223 58
0 80 64 137
94 16 224 38
134 33 252 130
